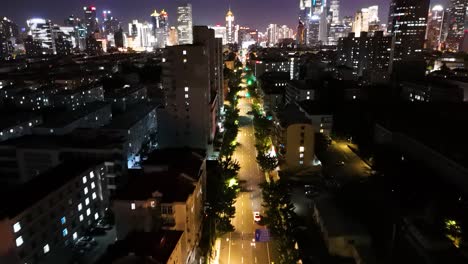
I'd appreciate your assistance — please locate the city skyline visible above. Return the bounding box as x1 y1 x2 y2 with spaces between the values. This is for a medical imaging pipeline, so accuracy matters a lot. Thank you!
2 0 450 31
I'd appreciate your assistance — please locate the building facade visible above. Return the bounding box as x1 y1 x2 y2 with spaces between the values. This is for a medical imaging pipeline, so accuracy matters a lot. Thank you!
177 3 193 45
159 45 211 150
387 0 430 61
0 162 109 264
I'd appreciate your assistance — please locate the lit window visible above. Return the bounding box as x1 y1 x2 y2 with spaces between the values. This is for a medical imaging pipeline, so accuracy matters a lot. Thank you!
86 208 91 216
90 171 94 179
306 96 310 100
94 212 99 220
162 58 166 62
13 222 21 233
299 160 304 165
299 146 305 152
77 203 83 211
184 87 189 92
84 187 88 195
183 50 187 55
62 228 68 237
82 176 87 184
131 203 136 210
185 94 189 98
353 95 356 99
79 214 84 222
307 91 310 95
92 192 97 200
73 232 78 240
43 244 50 254
60 217 66 225
85 198 90 206
320 129 324 133
16 236 23 247
151 201 156 208
183 58 187 63
299 153 304 158
91 182 95 189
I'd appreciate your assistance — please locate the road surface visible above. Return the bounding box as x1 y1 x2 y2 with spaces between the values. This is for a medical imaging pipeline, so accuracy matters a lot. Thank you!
217 95 274 264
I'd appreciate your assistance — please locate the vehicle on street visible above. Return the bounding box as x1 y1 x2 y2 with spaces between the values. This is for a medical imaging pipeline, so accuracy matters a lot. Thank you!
253 211 262 222
336 161 345 166
96 219 112 230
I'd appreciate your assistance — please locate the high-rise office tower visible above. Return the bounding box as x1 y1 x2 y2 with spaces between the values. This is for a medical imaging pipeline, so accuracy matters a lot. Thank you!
426 5 445 50
151 10 169 48
0 17 17 60
388 0 430 61
352 6 379 36
445 0 468 51
226 8 235 44
83 6 98 36
177 2 193 44
329 0 340 24
102 10 120 35
26 18 55 54
128 20 153 50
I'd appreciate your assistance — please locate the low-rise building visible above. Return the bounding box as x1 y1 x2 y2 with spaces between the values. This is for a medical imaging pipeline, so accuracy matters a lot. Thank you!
401 81 463 102
297 101 333 136
312 195 373 260
100 230 186 264
52 85 105 110
0 113 42 142
32 102 112 136
113 149 206 264
104 85 147 111
101 103 158 168
0 161 109 264
0 130 125 190
274 104 316 169
285 80 317 104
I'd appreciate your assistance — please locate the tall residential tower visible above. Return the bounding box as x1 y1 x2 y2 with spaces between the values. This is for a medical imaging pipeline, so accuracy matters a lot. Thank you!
177 3 193 44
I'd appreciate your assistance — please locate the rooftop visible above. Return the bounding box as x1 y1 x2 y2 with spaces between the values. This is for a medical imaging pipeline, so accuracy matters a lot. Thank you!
99 230 183 264
0 112 41 130
115 169 197 203
0 128 126 150
38 102 110 128
143 148 205 179
314 194 369 238
103 102 158 130
0 160 102 219
277 104 310 127
297 101 333 115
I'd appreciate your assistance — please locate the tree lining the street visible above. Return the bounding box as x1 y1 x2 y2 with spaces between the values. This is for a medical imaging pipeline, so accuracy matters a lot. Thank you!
260 180 300 264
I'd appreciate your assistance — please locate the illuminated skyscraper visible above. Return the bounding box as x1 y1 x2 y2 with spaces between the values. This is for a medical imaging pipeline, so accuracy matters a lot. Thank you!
388 0 430 61
128 20 153 50
329 0 340 24
226 8 235 44
445 0 468 51
102 10 120 35
177 3 193 44
426 5 445 50
151 9 169 48
26 18 55 54
352 6 379 37
83 6 98 36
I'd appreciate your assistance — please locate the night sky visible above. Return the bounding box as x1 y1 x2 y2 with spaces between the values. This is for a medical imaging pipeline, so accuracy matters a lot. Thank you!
3 0 444 31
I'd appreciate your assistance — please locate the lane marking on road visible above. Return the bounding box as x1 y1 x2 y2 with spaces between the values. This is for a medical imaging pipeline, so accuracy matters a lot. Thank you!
241 257 244 263
255 257 257 263
241 243 244 249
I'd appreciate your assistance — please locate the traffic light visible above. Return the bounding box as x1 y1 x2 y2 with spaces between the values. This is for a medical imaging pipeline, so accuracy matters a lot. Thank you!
247 79 253 86
246 92 250 98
